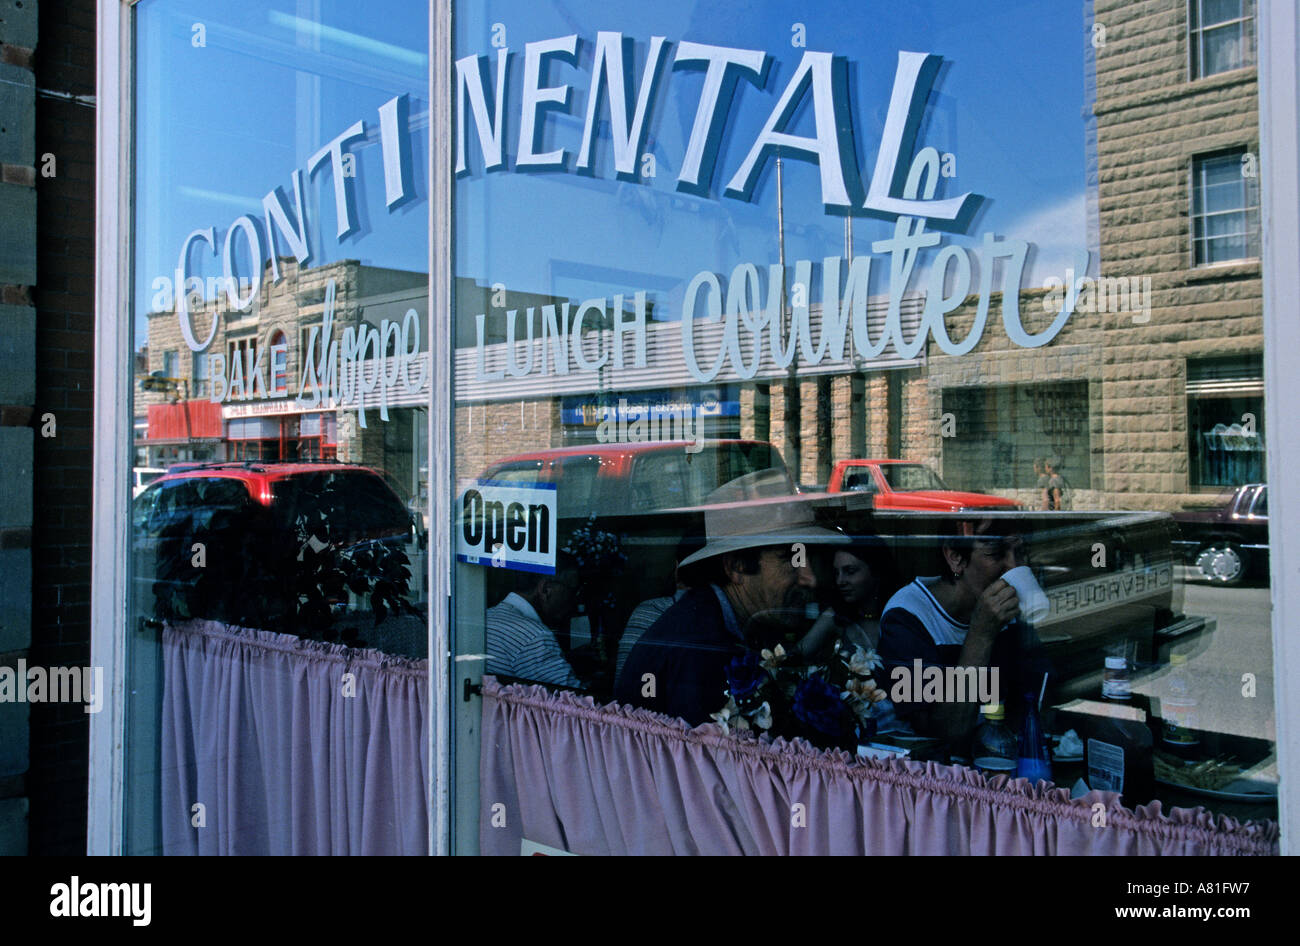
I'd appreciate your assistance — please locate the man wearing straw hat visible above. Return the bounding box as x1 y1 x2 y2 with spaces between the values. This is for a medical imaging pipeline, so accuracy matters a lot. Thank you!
615 486 850 726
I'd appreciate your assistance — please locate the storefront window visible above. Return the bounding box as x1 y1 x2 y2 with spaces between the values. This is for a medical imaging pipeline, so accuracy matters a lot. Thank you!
1187 354 1265 488
943 382 1094 498
106 0 1285 857
124 0 430 853
451 0 1280 855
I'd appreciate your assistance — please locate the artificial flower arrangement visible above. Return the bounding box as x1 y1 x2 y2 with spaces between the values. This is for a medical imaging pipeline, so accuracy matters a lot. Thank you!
561 514 628 613
560 515 629 664
711 637 891 751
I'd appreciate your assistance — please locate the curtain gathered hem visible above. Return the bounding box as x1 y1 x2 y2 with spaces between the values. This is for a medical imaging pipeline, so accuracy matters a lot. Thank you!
161 619 429 855
165 619 428 677
482 676 1279 856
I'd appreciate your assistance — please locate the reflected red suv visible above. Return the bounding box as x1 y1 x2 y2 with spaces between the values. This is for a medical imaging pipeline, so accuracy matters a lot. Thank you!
133 461 416 632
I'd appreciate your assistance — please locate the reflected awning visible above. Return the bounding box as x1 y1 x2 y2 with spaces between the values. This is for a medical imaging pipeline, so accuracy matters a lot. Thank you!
146 400 223 441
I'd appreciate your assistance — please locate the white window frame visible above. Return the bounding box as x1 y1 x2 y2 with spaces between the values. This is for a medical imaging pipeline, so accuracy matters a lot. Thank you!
1189 0 1255 80
90 0 134 857
1190 147 1260 266
1258 0 1300 853
191 349 209 398
90 0 451 855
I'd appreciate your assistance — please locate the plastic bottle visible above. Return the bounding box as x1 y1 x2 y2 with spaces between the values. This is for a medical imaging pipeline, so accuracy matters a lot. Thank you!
1162 654 1200 749
1016 693 1053 784
1101 655 1131 701
972 703 1017 777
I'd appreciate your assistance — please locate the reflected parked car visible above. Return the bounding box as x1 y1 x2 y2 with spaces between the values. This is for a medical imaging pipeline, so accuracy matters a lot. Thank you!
132 466 167 498
132 461 418 634
825 459 1020 511
1172 483 1269 585
478 440 796 517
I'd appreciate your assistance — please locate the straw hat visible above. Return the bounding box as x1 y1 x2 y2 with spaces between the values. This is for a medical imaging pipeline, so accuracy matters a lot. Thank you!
678 478 850 568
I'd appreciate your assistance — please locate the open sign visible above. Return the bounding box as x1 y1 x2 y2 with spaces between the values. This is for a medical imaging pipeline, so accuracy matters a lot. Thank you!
456 482 557 575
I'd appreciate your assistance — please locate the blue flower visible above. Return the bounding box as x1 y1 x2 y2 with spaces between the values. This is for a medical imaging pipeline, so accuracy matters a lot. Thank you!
725 652 768 707
792 674 848 738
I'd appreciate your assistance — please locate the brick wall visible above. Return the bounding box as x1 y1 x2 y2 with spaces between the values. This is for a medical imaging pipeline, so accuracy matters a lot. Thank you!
738 383 757 440
830 375 853 465
0 0 39 857
864 375 890 459
453 398 561 483
798 377 822 485
1092 0 1263 509
28 0 96 855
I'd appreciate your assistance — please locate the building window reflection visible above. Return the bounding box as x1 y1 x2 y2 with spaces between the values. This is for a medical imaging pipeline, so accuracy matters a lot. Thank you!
1189 0 1255 79
1191 149 1260 265
1187 354 1265 487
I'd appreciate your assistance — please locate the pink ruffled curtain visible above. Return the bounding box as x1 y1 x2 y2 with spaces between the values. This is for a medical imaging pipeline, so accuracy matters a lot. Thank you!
479 677 1279 856
161 620 428 855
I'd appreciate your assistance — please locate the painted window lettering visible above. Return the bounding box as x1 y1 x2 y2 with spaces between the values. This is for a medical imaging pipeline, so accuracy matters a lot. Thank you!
456 42 977 219
461 44 1088 380
170 93 416 352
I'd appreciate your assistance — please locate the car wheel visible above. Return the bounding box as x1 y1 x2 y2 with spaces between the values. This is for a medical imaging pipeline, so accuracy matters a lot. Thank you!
1195 544 1245 585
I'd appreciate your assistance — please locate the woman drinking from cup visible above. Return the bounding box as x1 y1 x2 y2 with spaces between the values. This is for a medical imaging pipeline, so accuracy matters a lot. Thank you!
877 518 1051 745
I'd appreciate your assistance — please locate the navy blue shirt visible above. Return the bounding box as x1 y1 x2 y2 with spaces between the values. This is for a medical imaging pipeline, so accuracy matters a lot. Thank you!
614 586 745 726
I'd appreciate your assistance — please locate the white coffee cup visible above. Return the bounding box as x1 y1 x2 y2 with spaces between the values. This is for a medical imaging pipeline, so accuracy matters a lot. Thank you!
1000 565 1051 624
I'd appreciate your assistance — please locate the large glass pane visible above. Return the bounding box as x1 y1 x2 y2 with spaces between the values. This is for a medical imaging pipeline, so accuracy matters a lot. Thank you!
1192 0 1252 79
127 0 430 853
451 0 1278 855
1194 151 1257 264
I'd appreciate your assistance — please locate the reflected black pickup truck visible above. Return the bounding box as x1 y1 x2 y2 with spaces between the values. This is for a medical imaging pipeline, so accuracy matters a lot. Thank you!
1171 483 1268 586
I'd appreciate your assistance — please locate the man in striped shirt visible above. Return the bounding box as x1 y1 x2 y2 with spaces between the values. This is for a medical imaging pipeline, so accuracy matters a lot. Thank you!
485 554 584 688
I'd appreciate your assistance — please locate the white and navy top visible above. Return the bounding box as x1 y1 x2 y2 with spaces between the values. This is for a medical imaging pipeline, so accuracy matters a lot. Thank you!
879 577 1050 728
880 576 969 651
614 590 685 687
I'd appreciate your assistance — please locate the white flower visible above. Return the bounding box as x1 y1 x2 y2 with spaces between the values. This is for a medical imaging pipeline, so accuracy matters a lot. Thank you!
844 644 883 677
759 643 788 672
710 704 735 735
752 701 773 730
844 676 888 704
712 697 750 735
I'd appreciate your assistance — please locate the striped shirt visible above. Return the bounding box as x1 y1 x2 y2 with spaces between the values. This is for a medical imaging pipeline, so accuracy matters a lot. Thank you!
485 592 582 688
614 590 685 687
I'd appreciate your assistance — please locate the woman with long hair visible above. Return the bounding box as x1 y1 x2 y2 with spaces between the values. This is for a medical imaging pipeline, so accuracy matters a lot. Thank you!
797 543 898 659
